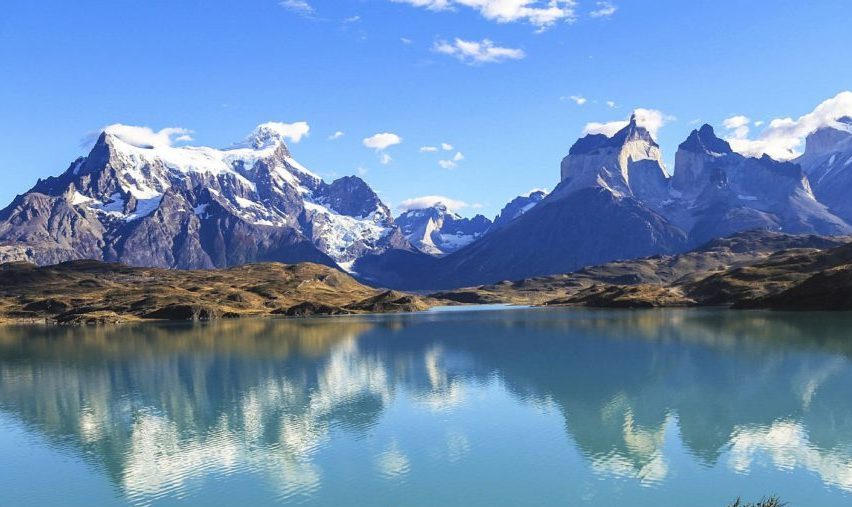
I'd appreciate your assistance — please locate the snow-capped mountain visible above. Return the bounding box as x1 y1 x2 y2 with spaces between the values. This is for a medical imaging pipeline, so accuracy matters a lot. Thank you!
0 123 409 269
396 203 491 255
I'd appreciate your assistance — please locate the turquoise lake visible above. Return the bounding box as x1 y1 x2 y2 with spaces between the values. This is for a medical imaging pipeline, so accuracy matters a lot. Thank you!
0 308 851 506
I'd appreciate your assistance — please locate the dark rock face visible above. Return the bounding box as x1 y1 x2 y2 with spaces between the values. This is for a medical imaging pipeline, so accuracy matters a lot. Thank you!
431 187 687 289
314 176 391 219
276 301 350 317
491 190 546 230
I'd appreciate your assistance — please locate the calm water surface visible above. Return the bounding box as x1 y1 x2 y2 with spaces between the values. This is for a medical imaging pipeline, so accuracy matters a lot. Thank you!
1 308 851 506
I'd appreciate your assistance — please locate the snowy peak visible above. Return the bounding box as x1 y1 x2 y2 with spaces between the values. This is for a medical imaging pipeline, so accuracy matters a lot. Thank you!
396 204 491 256
239 122 298 152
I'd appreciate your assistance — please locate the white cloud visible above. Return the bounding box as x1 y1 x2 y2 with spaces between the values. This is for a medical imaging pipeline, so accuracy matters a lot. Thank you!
328 131 345 140
437 151 465 169
391 0 577 29
102 125 194 148
434 38 525 65
563 95 587 105
722 115 751 140
754 120 765 127
363 132 403 150
279 0 314 15
253 121 311 143
606 100 617 108
364 132 402 164
723 115 750 130
441 142 454 151
724 91 852 160
398 195 475 212
357 166 369 176
401 37 414 45
582 108 674 138
589 1 617 18
420 146 439 152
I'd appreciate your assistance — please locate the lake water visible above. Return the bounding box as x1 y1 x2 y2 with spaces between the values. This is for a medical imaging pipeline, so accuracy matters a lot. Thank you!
1 308 851 506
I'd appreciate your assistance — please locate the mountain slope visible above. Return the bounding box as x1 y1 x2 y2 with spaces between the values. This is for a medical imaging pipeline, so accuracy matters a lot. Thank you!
796 117 852 222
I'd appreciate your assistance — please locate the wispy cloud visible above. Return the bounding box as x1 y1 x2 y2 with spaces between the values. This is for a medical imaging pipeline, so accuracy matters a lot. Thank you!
328 131 345 140
438 151 464 169
562 95 587 105
97 125 194 149
420 146 439 152
398 195 480 212
583 108 675 138
390 0 577 30
279 0 314 16
589 1 617 18
434 38 525 65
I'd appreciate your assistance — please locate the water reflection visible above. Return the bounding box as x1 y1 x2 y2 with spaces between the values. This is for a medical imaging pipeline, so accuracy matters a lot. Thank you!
0 310 851 505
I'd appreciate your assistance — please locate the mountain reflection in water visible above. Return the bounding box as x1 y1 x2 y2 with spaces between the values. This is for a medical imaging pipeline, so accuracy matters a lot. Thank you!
0 309 851 506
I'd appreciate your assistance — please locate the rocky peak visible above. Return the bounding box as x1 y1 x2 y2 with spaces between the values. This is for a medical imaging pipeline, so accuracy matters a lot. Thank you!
315 176 391 220
492 191 546 229
560 112 667 202
679 124 733 155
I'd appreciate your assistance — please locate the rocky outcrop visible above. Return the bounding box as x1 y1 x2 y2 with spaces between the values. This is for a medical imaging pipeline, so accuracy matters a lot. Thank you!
0 260 436 324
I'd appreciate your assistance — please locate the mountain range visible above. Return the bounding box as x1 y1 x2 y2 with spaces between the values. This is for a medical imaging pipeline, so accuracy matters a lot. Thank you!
3 115 852 290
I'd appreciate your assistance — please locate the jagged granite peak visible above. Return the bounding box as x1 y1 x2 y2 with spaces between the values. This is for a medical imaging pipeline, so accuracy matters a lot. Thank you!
559 113 669 204
678 124 733 155
395 203 492 256
0 123 409 270
669 124 852 245
491 190 546 229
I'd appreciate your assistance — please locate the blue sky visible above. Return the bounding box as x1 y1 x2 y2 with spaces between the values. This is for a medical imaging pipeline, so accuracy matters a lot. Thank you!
1 0 851 218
